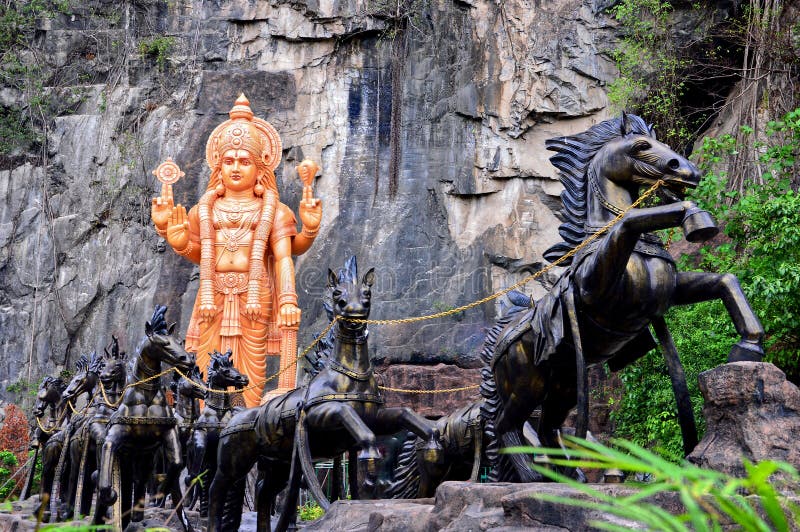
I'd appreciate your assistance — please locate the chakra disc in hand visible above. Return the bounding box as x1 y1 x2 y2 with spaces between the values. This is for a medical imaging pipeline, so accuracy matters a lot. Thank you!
153 157 185 185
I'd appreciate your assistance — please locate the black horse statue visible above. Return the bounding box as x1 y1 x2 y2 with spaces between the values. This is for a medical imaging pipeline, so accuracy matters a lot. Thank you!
71 336 128 517
92 305 195 531
481 113 765 482
171 363 205 509
187 349 248 516
21 376 67 500
207 256 443 532
59 351 104 519
34 355 93 521
387 400 485 499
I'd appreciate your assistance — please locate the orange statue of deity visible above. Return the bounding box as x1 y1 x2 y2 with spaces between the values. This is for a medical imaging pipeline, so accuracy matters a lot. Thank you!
151 94 322 407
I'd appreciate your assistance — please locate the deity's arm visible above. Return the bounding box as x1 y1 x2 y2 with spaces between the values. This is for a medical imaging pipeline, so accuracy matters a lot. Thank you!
291 230 317 256
271 207 301 327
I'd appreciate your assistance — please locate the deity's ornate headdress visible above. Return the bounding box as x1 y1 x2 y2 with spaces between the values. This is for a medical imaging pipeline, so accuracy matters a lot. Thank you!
205 94 282 171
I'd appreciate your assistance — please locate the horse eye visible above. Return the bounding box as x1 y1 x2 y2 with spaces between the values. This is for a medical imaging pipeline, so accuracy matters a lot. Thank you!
332 290 342 300
632 141 651 153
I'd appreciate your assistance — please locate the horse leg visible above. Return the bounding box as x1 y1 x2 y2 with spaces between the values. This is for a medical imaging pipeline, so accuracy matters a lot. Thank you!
21 444 38 500
348 448 359 500
306 403 380 494
163 427 194 532
577 201 696 304
208 430 258 532
35 438 60 521
121 459 134 530
93 429 120 525
539 377 584 482
673 271 765 361
79 440 96 517
187 427 207 516
493 363 550 483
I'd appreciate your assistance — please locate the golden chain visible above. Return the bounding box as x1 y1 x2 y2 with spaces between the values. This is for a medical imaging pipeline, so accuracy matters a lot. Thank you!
377 384 481 394
87 181 663 401
344 180 665 325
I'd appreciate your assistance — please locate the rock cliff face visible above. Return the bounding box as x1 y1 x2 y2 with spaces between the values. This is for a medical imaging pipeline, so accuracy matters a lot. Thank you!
0 0 619 397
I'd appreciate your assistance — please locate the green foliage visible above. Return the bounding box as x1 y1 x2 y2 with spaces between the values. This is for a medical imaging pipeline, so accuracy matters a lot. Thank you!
608 0 692 146
505 436 800 531
138 36 175 70
0 450 18 500
298 500 325 521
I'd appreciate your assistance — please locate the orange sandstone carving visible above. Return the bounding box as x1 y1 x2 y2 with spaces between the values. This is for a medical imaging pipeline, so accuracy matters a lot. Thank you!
151 94 322 407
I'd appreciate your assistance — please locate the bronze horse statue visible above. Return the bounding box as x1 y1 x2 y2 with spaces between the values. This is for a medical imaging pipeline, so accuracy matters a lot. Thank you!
21 376 67 501
59 351 104 519
70 336 128 517
207 256 442 532
386 400 485 499
171 363 205 509
187 349 249 516
481 113 765 482
92 305 195 531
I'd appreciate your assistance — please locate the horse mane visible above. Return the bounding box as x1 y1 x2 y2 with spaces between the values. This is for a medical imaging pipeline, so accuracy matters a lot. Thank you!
43 376 67 393
148 305 169 335
88 351 103 374
74 354 90 374
543 113 653 264
337 255 358 285
207 349 233 381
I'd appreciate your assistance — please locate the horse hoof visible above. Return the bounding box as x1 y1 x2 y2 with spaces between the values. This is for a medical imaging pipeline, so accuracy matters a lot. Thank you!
98 486 117 506
728 341 764 363
421 438 444 464
357 447 382 476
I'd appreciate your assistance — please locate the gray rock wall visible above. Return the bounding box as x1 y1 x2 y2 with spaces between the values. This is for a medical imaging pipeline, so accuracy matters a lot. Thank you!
0 0 619 396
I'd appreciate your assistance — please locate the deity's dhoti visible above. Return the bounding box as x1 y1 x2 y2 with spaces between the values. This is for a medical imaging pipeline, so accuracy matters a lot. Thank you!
186 272 281 408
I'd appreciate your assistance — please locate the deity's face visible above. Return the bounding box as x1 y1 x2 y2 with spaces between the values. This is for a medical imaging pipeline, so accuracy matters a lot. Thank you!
220 149 259 193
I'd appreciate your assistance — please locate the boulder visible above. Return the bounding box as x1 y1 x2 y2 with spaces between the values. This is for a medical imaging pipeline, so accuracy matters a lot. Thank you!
688 361 800 477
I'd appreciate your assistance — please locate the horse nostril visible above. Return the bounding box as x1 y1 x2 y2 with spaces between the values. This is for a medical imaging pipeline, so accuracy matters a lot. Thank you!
667 159 680 170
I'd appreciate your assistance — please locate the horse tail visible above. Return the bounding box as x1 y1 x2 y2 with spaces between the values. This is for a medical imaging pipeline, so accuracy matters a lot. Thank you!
479 310 520 483
385 431 421 499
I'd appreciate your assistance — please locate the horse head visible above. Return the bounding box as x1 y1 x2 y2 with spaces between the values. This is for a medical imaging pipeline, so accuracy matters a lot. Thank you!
207 349 249 390
34 376 66 418
172 364 205 401
591 113 702 201
327 255 375 336
100 335 127 388
141 305 194 373
63 352 103 404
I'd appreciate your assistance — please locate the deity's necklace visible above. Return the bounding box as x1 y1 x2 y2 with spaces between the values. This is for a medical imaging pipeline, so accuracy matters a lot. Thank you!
214 200 261 252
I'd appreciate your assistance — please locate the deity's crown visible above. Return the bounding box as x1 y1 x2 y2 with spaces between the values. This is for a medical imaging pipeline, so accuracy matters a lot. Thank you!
205 94 282 171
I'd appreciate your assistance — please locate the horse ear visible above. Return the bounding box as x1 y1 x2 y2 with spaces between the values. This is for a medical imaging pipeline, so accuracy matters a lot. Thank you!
327 269 338 288
363 268 376 287
168 322 176 335
620 111 631 135
145 320 153 337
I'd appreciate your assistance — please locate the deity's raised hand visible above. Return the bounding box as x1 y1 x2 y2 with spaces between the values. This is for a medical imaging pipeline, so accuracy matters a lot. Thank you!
296 159 322 231
166 204 190 251
151 182 175 230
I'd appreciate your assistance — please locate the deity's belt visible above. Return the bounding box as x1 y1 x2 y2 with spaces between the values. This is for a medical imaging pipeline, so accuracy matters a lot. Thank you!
214 272 250 337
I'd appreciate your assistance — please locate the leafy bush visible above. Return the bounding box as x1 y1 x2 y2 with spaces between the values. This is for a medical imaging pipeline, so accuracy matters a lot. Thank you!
298 501 324 521
0 450 18 500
